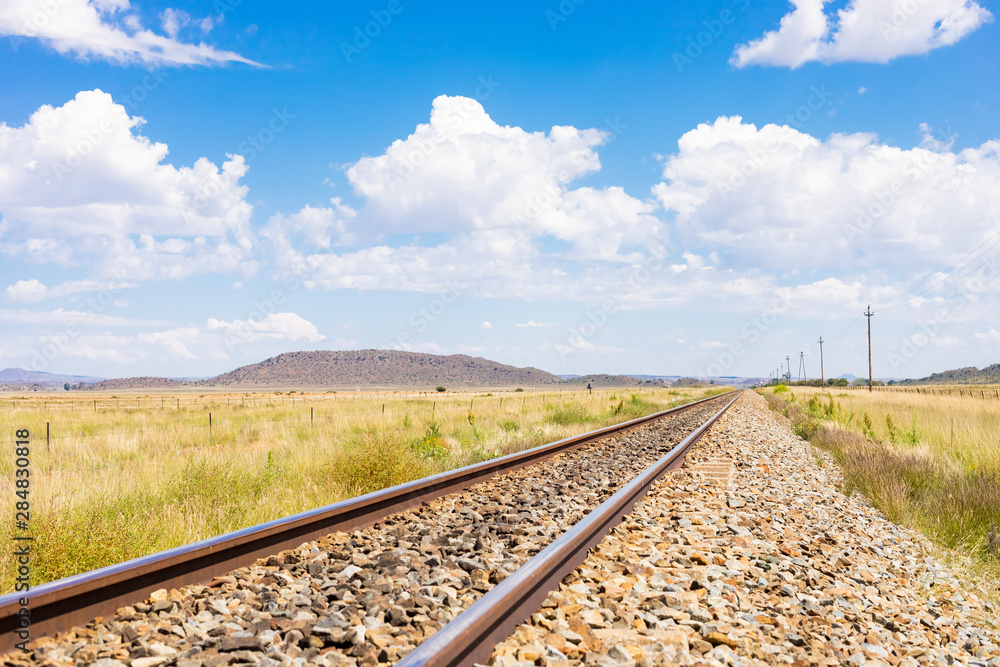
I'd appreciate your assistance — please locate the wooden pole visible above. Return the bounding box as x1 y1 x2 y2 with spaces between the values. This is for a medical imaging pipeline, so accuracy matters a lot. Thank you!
865 305 875 392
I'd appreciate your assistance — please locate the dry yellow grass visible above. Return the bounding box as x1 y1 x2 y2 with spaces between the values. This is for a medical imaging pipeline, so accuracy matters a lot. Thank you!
762 384 1000 569
0 386 728 592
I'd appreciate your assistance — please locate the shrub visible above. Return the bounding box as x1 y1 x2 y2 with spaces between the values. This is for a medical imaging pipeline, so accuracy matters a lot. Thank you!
329 428 431 495
411 421 448 460
773 384 788 394
436 386 447 393
500 419 520 433
546 403 594 425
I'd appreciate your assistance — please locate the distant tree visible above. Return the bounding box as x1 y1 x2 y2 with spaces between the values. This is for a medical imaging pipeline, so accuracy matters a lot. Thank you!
64 383 70 391
515 388 524 392
436 386 446 392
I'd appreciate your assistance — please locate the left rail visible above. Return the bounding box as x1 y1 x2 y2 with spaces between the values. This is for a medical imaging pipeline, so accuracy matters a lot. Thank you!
0 390 735 651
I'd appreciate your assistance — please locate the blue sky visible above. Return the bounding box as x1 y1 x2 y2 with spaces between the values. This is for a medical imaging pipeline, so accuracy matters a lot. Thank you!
1 0 998 381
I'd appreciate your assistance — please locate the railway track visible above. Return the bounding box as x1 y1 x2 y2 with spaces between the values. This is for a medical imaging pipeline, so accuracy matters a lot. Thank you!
1 390 741 665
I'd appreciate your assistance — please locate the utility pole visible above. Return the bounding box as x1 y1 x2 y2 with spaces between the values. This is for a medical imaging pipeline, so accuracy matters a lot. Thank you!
786 355 791 382
798 351 806 383
865 305 875 392
818 337 825 386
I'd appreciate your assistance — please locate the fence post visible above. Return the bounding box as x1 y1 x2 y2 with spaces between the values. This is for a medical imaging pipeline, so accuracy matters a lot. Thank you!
209 412 212 437
46 422 50 452
311 407 314 423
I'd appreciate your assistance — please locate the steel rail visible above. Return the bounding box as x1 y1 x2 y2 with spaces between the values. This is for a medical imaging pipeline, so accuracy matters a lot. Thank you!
397 390 744 667
0 390 737 652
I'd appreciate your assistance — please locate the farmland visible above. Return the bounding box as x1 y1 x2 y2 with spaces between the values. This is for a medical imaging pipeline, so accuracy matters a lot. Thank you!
0 386 728 593
761 384 1000 571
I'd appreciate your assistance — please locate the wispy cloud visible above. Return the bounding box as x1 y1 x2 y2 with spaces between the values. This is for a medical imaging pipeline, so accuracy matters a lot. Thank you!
0 0 261 66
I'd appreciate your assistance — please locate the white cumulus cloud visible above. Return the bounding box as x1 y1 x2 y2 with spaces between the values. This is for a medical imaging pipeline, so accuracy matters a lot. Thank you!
0 90 255 282
206 313 326 344
732 0 992 68
653 116 1000 272
265 95 668 299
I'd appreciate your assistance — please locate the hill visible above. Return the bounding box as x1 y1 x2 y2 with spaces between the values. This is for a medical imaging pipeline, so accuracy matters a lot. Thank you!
201 350 562 388
671 377 708 388
557 374 670 388
900 364 1000 386
84 377 189 391
0 367 104 388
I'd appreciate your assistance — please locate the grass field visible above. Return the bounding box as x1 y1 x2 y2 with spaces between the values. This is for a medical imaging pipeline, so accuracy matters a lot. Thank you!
760 384 1000 571
0 386 729 593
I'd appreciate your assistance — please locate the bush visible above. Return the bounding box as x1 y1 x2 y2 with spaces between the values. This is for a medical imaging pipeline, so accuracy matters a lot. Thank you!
436 386 446 393
500 419 520 433
546 403 595 426
773 384 788 394
328 428 431 495
412 421 448 460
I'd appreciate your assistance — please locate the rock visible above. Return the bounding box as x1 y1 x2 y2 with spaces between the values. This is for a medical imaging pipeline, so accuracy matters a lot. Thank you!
220 635 262 652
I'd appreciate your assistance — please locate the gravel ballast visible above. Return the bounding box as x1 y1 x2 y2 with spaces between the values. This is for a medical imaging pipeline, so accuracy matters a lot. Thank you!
2 397 730 667
488 391 1000 666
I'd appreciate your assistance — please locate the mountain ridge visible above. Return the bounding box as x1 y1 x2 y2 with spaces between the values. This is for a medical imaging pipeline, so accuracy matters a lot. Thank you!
75 350 680 390
899 364 1000 386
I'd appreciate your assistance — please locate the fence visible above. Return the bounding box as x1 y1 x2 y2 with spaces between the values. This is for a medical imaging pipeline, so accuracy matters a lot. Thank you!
0 386 675 447
841 385 1000 399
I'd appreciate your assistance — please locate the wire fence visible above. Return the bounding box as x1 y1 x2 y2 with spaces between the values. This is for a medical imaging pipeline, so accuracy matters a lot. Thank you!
842 385 1000 399
0 387 667 447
